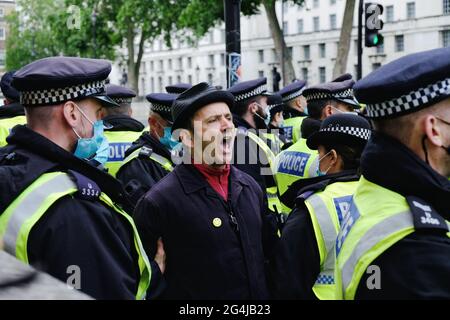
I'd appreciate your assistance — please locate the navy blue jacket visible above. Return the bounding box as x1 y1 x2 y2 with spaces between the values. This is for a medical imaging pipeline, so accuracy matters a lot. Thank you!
117 132 173 205
134 163 278 300
0 125 161 299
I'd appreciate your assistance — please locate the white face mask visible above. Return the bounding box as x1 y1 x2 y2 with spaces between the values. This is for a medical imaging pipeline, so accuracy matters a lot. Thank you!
331 106 358 115
316 150 333 176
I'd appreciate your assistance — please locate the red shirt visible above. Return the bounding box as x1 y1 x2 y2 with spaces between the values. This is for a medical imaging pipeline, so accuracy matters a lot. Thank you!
193 164 230 201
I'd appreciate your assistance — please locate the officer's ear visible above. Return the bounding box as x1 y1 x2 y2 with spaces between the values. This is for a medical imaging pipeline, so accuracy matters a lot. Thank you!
249 101 258 114
424 114 445 148
62 101 79 127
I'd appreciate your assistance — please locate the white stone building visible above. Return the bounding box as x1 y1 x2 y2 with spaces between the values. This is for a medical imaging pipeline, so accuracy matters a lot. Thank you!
132 0 450 96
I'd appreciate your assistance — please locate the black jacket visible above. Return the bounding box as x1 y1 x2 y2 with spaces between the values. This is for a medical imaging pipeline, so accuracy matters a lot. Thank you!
271 170 360 300
356 132 450 299
116 131 174 206
0 102 25 120
134 164 278 300
0 125 161 299
232 115 275 194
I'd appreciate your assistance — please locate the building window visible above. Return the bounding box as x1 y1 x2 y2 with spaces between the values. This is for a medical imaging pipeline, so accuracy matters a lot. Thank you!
0 51 5 67
168 59 173 70
187 57 192 69
372 63 382 71
258 49 264 63
330 14 337 30
258 70 264 78
386 6 394 22
319 43 326 58
168 76 173 85
178 57 182 70
376 42 384 54
0 28 5 40
287 47 293 59
150 61 154 72
220 53 225 66
395 35 404 52
151 78 155 93
303 45 310 60
407 2 415 19
158 77 163 92
445 0 450 15
177 75 181 83
354 40 358 56
208 54 215 67
0 8 4 18
208 73 213 84
272 48 279 62
283 21 288 35
209 32 214 44
319 67 326 83
301 68 308 81
313 17 320 32
141 78 146 94
313 0 319 8
159 60 164 71
221 29 226 43
188 75 193 84
443 30 450 47
297 19 304 33
330 0 336 4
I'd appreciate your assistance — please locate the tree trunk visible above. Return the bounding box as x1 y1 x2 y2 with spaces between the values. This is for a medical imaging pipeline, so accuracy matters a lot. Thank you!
333 0 356 78
126 23 138 95
263 0 296 86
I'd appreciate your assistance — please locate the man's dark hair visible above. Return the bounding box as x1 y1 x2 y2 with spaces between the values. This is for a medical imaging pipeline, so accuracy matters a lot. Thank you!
307 99 337 120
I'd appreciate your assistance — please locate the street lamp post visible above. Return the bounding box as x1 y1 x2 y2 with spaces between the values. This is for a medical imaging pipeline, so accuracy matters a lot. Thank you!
91 9 97 58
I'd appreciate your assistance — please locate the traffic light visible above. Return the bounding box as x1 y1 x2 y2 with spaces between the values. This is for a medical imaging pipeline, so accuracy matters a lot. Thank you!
365 3 384 47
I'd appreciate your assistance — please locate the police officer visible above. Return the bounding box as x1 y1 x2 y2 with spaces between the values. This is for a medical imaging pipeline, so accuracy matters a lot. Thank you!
335 47 450 299
134 82 277 299
263 93 286 155
165 82 192 94
228 78 282 214
279 80 307 144
275 76 361 214
0 71 26 147
103 84 144 176
116 93 178 205
272 114 371 300
0 57 154 299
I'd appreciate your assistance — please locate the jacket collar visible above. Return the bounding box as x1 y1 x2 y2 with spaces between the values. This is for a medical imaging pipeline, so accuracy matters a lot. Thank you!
0 102 25 119
175 164 249 197
7 125 133 212
233 114 253 130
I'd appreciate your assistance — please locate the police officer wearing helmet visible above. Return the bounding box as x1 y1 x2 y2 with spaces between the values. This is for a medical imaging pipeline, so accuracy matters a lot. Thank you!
0 71 26 147
0 57 157 299
263 93 287 154
335 47 450 299
272 113 371 300
278 80 307 145
116 93 178 205
228 78 282 214
103 84 144 176
275 75 361 215
134 82 277 299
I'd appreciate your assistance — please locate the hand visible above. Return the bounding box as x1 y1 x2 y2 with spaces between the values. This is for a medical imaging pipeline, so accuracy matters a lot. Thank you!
154 237 166 274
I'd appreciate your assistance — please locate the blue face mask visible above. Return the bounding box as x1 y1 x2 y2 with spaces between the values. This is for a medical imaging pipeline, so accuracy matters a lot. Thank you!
303 106 309 116
254 102 271 127
316 150 332 176
72 105 109 165
158 126 180 150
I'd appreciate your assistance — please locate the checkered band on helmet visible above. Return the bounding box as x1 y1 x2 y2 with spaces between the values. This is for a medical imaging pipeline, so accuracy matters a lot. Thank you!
20 80 106 106
365 78 450 119
320 125 371 140
112 97 132 104
282 87 305 102
151 102 172 115
234 84 267 102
